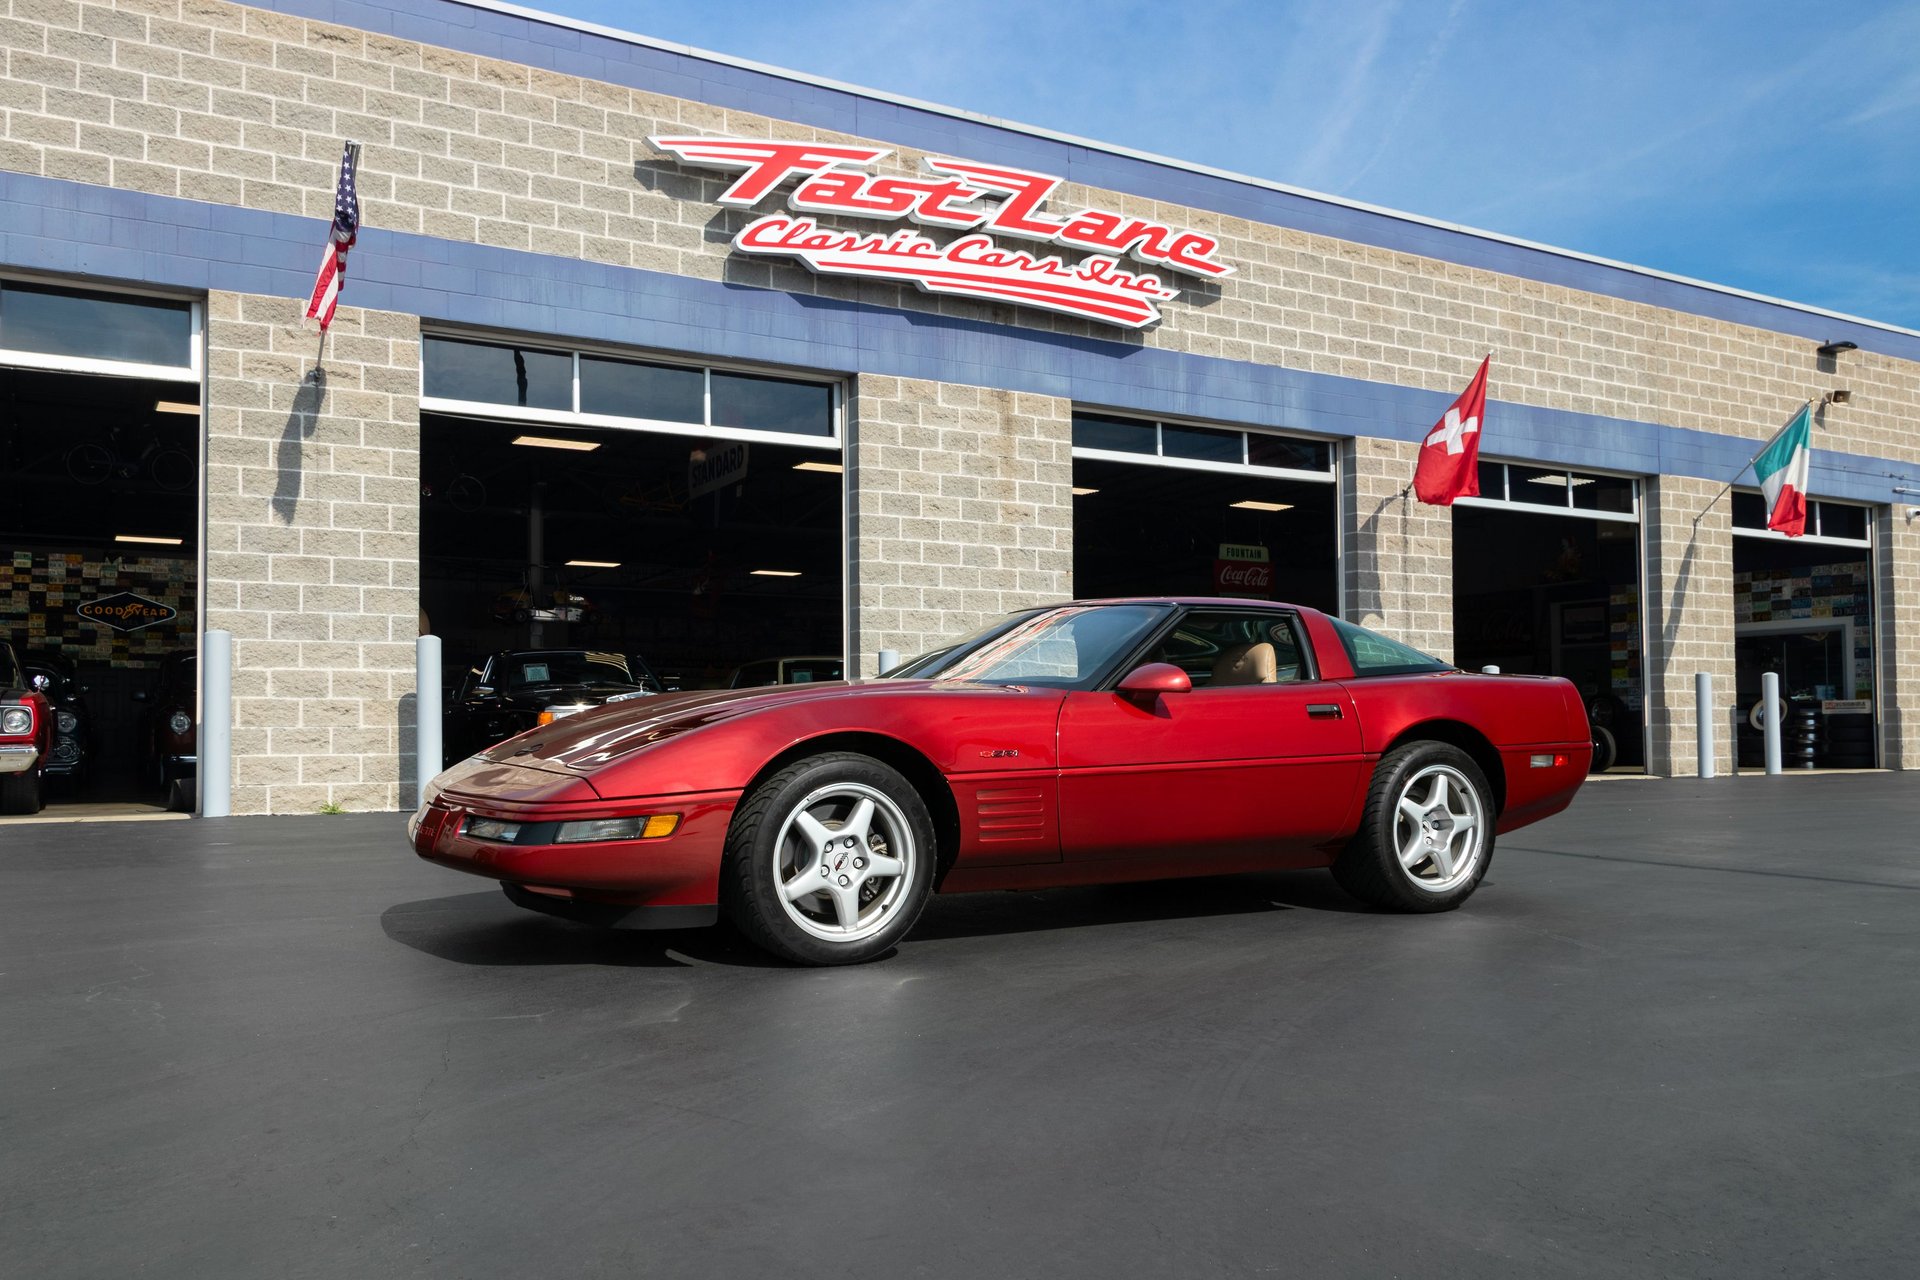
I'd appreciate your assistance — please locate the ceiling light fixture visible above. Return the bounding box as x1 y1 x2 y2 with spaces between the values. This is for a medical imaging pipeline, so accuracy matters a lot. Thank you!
1525 473 1595 488
1230 500 1292 512
564 559 621 568
792 461 844 474
115 534 184 545
153 400 200 415
751 569 802 577
512 434 601 451
1072 487 1099 496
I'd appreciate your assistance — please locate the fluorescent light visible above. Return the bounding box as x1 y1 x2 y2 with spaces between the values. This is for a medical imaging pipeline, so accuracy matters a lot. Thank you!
565 559 621 568
1072 487 1099 496
1526 474 1594 488
793 461 844 474
751 569 802 577
116 534 183 545
153 400 199 415
1230 500 1292 512
512 434 600 452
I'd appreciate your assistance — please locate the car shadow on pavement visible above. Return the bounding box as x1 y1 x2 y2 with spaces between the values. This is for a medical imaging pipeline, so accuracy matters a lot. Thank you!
908 868 1376 943
379 892 782 969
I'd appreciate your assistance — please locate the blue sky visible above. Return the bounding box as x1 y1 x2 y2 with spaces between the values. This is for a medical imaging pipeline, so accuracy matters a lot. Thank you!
524 0 1920 330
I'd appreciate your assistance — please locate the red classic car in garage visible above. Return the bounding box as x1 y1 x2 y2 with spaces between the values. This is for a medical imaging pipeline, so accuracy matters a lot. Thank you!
1 640 53 815
411 599 1592 964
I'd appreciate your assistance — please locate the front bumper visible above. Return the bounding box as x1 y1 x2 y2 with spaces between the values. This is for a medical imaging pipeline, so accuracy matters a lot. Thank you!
409 789 739 925
0 744 40 775
163 753 197 782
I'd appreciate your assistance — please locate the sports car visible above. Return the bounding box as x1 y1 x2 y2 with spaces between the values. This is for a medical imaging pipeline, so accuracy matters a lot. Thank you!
410 599 1592 965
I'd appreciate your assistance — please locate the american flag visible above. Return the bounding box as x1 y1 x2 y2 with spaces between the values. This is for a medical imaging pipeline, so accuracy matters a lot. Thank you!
305 141 360 330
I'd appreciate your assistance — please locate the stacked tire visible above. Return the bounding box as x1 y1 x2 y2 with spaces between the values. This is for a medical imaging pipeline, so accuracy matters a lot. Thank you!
1787 704 1821 769
1823 712 1876 769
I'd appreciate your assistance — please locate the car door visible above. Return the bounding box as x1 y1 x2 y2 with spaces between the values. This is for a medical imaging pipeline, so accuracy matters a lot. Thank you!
1056 608 1365 862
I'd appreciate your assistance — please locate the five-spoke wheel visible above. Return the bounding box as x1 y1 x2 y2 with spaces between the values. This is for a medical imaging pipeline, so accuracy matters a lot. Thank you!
1334 741 1493 911
725 752 935 965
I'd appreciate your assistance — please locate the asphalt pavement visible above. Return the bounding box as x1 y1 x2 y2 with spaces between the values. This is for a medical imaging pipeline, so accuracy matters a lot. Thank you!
3 773 1916 1279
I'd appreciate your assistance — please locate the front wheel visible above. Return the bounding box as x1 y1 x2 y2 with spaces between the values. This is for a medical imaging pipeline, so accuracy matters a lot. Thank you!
1 768 45 815
724 752 935 965
1333 742 1494 912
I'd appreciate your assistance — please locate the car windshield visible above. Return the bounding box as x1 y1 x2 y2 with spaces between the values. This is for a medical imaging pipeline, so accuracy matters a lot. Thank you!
506 653 636 689
888 604 1172 690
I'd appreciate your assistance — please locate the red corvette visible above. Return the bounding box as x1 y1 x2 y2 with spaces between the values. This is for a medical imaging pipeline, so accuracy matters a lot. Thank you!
410 599 1591 964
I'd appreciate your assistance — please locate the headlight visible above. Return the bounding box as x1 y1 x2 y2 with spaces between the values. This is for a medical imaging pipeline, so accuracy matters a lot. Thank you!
168 711 193 736
0 707 31 735
465 817 521 842
56 710 79 733
54 738 80 763
554 814 681 843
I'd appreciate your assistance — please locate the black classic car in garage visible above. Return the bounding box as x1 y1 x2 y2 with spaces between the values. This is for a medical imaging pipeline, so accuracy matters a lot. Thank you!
442 649 661 765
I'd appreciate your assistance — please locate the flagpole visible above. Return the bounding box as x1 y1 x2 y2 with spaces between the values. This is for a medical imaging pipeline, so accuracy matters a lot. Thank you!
1694 398 1812 521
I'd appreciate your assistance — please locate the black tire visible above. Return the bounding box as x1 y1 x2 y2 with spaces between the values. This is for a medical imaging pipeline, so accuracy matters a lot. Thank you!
1589 724 1617 774
165 776 194 813
1333 741 1494 913
723 751 935 966
1 768 45 815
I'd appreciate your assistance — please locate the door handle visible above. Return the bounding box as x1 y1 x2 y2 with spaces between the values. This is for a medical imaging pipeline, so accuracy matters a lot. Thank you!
1306 703 1343 719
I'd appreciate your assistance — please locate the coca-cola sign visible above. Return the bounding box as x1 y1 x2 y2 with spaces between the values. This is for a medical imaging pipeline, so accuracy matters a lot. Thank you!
651 137 1234 329
1213 559 1273 597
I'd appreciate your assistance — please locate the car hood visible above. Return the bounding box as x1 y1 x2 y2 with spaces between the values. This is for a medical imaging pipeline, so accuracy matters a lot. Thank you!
477 679 971 772
490 683 651 711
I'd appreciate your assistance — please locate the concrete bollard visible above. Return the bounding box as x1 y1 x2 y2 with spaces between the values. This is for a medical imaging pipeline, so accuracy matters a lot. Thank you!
416 634 443 807
876 649 900 677
1696 672 1715 779
201 629 232 817
1761 671 1783 776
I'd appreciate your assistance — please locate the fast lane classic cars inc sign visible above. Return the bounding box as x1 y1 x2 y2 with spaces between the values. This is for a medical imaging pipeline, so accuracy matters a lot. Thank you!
651 137 1235 329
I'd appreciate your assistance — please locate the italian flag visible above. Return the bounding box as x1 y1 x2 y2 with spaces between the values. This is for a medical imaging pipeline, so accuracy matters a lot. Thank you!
1754 403 1812 537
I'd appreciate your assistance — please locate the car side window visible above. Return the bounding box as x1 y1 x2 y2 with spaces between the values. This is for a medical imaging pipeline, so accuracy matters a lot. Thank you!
1145 611 1307 688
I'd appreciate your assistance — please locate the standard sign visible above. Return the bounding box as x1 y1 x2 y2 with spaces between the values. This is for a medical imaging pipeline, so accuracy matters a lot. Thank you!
689 441 750 499
76 591 177 632
652 137 1235 329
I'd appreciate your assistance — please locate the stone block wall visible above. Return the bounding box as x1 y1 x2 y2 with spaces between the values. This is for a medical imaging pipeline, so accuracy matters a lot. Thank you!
1341 436 1453 661
1641 476 1736 776
1877 507 1920 769
203 292 420 813
848 376 1071 675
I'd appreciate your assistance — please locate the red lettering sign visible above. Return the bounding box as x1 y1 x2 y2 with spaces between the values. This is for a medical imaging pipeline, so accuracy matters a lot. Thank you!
653 136 1235 329
1213 559 1273 598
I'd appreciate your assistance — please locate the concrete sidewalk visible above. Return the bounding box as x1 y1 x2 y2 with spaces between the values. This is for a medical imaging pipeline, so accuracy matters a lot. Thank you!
2 774 1916 1278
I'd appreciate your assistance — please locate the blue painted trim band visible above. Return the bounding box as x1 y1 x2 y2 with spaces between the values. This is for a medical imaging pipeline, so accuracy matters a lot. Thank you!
2 170 1911 506
231 0 1920 363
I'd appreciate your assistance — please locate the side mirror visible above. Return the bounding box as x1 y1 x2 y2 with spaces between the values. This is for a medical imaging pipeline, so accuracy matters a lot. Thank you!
30 674 51 692
1117 662 1192 697
472 685 495 697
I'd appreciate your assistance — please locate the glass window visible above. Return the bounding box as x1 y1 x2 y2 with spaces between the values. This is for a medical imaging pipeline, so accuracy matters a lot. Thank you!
1331 617 1452 677
422 337 571 410
506 652 637 689
899 604 1171 689
1476 461 1507 500
580 355 703 422
1508 465 1579 507
1162 422 1242 464
1073 413 1156 454
1572 473 1636 514
1817 502 1868 541
0 282 193 367
1731 491 1768 529
1247 434 1332 472
1148 611 1307 686
710 371 833 436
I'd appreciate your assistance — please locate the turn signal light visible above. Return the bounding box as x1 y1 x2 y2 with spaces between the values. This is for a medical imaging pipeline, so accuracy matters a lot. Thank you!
1529 753 1570 769
552 813 682 843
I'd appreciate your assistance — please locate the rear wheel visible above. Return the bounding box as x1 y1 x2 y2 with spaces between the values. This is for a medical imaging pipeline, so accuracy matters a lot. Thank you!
724 752 935 965
1333 741 1493 912
1 768 45 815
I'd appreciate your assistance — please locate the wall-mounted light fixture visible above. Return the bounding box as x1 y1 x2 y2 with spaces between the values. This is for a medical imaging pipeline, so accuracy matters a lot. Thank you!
1816 340 1858 358
1825 389 1853 406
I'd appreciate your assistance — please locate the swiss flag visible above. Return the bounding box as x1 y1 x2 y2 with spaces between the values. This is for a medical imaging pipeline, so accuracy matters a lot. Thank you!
1412 356 1490 506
